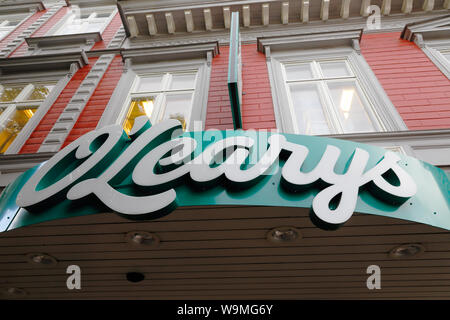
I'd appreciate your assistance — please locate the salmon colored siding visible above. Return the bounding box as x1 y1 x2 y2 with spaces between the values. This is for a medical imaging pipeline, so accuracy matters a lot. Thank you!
0 10 46 52
360 32 450 130
205 44 276 131
9 7 68 57
205 46 234 130
240 45 276 130
19 58 96 154
91 12 123 50
62 56 123 147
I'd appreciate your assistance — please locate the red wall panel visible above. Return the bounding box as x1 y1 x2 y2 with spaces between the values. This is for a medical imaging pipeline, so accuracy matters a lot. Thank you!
240 44 276 130
62 56 123 147
360 32 450 130
205 44 276 131
205 46 234 130
91 12 123 50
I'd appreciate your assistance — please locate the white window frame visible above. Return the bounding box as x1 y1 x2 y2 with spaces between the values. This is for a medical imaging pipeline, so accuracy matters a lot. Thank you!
267 47 408 135
279 58 385 135
98 58 212 131
46 5 117 36
122 70 198 131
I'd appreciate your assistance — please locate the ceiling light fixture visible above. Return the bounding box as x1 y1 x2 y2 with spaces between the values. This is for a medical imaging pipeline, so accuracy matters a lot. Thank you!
126 231 160 247
389 244 425 259
267 226 302 243
26 253 58 266
3 287 28 297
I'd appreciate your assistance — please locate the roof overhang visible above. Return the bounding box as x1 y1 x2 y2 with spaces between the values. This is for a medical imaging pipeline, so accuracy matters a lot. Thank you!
401 14 450 44
117 0 450 38
121 41 219 64
0 1 46 14
0 51 88 75
25 32 102 49
257 28 363 54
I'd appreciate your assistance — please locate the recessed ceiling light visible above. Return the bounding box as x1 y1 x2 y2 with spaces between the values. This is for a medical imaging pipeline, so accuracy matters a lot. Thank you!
267 226 302 243
26 253 58 266
3 287 28 297
126 272 145 283
389 244 425 259
126 231 159 247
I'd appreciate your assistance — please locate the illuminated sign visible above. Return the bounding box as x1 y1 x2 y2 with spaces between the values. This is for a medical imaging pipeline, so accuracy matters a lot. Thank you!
0 117 448 232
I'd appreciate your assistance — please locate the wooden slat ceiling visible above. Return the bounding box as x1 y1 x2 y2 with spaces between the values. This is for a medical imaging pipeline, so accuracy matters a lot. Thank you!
1 206 450 299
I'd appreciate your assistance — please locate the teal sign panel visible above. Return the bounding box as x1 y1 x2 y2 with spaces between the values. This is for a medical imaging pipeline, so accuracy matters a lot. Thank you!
227 11 242 129
0 117 449 232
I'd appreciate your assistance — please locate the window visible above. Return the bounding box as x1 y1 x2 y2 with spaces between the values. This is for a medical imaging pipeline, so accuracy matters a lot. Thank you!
0 83 55 153
97 43 216 131
122 71 197 133
52 6 116 36
423 44 450 80
281 59 382 135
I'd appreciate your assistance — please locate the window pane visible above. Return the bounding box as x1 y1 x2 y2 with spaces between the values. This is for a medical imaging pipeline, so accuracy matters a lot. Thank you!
0 86 24 102
328 81 376 133
289 83 331 135
284 64 314 81
27 85 54 101
320 61 351 78
123 98 154 134
161 93 192 130
0 108 36 153
137 75 163 92
170 73 196 90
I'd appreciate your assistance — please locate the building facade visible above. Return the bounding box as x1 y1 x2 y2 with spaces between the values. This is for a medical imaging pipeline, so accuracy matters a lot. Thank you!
0 0 449 299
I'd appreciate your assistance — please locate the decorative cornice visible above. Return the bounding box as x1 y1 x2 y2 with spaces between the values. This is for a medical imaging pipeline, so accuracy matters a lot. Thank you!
122 12 447 50
401 14 450 42
117 0 450 39
25 32 102 49
0 51 88 75
121 41 220 64
0 1 45 14
257 29 362 54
